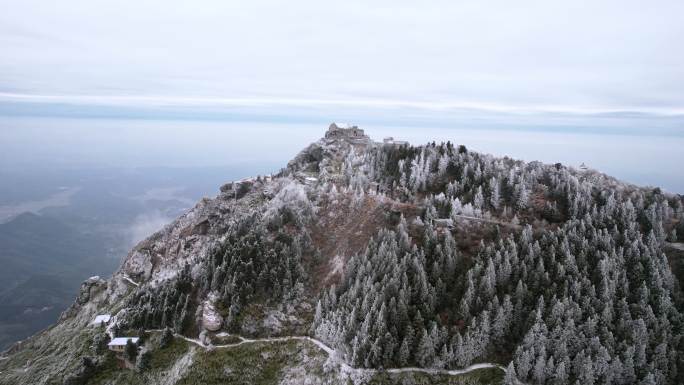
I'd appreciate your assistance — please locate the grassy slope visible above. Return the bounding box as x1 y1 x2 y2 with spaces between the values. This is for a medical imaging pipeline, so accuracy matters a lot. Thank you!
176 340 328 385
0 319 97 385
88 337 193 385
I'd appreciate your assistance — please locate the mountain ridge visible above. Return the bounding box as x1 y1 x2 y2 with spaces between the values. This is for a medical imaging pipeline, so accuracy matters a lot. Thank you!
1 123 683 385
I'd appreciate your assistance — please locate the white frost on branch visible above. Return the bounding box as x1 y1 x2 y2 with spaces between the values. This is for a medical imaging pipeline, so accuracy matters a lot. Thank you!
264 178 316 225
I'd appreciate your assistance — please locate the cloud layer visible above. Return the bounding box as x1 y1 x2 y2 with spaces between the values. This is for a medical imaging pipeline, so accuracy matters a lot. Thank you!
1 0 683 115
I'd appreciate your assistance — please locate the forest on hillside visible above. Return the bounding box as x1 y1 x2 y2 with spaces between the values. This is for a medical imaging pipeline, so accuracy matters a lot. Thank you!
121 139 684 385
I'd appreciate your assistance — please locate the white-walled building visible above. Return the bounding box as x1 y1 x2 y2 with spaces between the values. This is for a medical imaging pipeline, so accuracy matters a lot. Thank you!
107 337 139 353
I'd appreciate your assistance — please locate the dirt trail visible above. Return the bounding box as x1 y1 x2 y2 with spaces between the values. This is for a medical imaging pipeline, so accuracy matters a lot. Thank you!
160 330 506 379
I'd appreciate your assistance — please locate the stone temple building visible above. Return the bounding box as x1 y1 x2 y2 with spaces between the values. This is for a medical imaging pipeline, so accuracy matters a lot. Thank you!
325 122 367 140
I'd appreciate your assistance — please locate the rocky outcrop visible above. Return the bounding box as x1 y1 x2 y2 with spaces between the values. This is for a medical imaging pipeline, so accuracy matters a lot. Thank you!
201 297 222 332
111 195 236 298
59 276 107 321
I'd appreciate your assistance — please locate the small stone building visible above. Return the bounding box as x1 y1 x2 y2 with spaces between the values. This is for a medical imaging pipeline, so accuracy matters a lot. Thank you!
383 136 409 146
325 122 366 139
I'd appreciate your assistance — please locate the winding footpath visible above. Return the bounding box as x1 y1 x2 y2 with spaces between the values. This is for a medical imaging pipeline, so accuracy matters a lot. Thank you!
163 330 505 378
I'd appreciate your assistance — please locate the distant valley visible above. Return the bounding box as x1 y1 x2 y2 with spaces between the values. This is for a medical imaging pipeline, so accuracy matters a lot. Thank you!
0 165 276 350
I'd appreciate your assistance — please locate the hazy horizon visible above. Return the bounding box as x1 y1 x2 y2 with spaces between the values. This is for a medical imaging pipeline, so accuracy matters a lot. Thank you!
1 115 682 194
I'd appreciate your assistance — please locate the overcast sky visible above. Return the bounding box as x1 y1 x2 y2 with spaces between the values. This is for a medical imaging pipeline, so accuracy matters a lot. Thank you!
1 0 683 116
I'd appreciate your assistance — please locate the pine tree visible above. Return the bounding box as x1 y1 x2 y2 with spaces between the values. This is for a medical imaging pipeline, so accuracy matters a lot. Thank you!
398 335 411 366
640 373 657 385
310 300 323 336
136 350 151 372
124 339 138 363
532 346 547 384
516 183 529 210
515 347 534 380
474 186 485 210
490 177 501 211
160 327 173 348
504 362 518 385
92 332 110 356
553 360 568 385
415 329 434 367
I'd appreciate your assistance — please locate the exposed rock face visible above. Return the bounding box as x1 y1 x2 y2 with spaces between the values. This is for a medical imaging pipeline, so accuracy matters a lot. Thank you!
59 276 107 321
201 297 222 332
109 196 238 300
